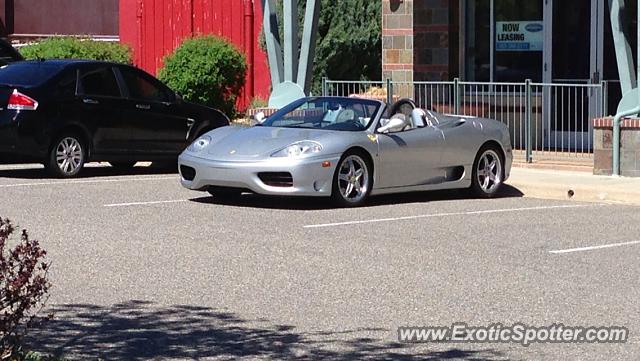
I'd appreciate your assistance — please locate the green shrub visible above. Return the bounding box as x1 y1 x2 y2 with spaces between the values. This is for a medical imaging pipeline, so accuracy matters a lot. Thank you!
20 37 131 64
158 35 247 116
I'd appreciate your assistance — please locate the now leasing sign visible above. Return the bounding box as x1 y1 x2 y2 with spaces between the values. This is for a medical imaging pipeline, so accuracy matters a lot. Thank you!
496 21 543 52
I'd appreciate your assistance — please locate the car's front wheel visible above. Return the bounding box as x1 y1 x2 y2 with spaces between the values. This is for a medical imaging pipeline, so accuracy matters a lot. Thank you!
470 146 504 198
331 151 373 207
46 133 86 178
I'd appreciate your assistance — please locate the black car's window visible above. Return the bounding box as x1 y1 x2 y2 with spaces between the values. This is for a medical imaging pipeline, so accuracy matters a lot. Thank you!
79 67 121 97
0 62 63 86
120 68 171 102
56 70 78 98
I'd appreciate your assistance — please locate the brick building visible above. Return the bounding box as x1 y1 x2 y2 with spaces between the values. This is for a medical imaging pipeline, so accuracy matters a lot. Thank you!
0 0 119 39
382 0 458 82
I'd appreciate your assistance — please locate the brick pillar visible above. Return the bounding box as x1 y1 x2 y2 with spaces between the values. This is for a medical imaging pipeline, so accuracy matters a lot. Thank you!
382 0 414 83
383 0 454 83
413 0 450 81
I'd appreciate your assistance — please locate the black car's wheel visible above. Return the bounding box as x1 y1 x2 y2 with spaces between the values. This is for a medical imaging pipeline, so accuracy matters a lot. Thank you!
470 145 504 198
109 161 137 169
331 151 373 207
45 133 87 178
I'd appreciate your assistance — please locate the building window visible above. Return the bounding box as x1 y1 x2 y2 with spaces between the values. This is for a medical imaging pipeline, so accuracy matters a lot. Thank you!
465 0 491 81
495 0 543 82
465 0 543 82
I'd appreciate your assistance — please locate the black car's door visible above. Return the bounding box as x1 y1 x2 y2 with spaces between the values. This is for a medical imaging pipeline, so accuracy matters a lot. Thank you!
116 66 189 155
76 65 127 155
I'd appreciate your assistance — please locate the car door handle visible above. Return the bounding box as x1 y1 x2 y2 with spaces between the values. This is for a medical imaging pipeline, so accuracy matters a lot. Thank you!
136 104 151 110
82 98 99 105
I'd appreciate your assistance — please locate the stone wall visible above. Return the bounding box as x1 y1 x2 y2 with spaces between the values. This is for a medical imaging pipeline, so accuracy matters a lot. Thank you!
413 0 451 81
382 0 454 84
382 0 414 83
593 117 640 177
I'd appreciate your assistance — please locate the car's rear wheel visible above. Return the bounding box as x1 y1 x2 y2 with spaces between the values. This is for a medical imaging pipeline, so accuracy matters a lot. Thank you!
109 161 137 169
45 133 86 178
470 146 504 198
331 152 373 207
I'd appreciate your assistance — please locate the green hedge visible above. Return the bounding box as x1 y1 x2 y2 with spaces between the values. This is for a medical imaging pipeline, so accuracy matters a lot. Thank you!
158 35 247 116
20 37 132 64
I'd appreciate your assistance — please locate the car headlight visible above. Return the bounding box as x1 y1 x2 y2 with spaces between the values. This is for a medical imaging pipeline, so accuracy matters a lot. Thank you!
187 135 211 152
271 141 323 158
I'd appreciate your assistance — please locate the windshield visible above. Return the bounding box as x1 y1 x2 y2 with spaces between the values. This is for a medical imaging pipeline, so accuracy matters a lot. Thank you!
262 97 381 131
0 62 64 87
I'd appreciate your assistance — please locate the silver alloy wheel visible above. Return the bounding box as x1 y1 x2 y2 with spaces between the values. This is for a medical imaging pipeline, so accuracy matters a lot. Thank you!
55 137 83 175
337 155 369 203
476 149 502 193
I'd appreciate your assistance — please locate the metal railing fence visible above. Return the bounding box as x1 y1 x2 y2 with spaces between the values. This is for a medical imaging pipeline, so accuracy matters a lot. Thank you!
322 78 606 162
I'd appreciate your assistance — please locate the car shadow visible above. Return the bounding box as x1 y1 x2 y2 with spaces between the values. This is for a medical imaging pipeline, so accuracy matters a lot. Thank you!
189 185 524 211
27 301 508 360
0 163 177 179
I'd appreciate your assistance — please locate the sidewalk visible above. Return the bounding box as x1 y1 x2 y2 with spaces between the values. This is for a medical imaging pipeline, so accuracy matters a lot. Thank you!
508 167 640 206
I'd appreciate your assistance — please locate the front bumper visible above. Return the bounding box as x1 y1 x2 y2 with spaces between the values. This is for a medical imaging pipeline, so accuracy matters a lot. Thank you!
178 152 342 197
504 147 513 181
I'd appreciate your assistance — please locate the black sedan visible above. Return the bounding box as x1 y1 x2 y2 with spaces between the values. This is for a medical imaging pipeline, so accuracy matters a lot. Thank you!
0 60 229 177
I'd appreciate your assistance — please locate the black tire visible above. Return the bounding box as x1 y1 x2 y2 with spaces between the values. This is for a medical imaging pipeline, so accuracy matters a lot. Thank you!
470 145 504 198
109 161 137 169
207 187 242 199
331 151 373 207
45 133 87 178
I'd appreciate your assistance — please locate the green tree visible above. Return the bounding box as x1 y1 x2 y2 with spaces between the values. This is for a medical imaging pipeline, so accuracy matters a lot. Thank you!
262 0 381 95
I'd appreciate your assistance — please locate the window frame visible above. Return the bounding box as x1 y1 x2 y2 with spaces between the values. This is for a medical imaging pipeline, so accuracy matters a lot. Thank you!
77 65 124 99
115 66 176 104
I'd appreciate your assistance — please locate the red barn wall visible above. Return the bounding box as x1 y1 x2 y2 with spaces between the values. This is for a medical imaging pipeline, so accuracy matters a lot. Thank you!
119 0 271 111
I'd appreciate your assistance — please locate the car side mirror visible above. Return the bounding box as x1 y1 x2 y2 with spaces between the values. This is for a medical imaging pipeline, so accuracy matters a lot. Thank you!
251 111 267 125
378 117 406 134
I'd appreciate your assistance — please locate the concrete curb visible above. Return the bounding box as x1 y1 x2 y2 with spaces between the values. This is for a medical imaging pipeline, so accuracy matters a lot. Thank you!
507 167 640 206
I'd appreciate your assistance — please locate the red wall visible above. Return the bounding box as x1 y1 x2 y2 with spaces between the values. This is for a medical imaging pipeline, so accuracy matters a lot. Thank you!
119 0 271 111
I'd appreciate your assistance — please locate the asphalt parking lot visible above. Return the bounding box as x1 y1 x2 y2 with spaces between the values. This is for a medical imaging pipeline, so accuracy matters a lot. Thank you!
1 163 639 360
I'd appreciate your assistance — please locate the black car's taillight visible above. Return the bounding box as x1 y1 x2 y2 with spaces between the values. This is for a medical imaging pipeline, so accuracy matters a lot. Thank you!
7 89 38 111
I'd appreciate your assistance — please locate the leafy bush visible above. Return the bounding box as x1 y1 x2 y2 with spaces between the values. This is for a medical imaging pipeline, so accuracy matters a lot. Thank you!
1 218 50 359
159 35 247 116
20 37 131 64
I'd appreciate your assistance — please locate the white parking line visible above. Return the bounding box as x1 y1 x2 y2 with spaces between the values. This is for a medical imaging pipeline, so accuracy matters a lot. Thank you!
549 240 640 254
104 199 187 208
0 176 177 188
303 204 600 229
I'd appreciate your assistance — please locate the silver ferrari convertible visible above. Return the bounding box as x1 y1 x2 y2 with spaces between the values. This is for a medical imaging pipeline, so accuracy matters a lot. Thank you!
178 96 513 207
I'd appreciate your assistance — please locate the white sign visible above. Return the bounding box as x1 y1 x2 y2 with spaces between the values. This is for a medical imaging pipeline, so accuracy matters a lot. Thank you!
496 21 543 52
